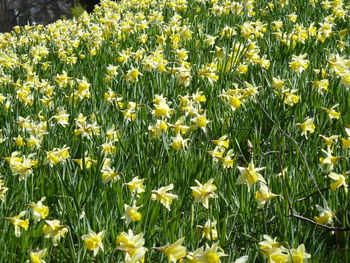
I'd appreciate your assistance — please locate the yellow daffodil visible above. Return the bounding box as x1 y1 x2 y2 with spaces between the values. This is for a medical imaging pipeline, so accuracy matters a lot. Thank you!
4 152 38 180
211 135 229 149
313 205 335 225
43 220 68 246
319 135 338 150
14 135 25 147
255 184 279 208
116 229 147 261
218 149 234 169
124 177 145 196
288 244 311 263
186 247 204 263
289 54 309 73
45 146 70 166
101 166 120 183
158 237 187 263
5 211 29 237
152 102 173 119
321 104 340 120
259 235 288 262
342 138 350 149
28 197 49 222
296 117 315 139
197 220 218 241
125 68 142 82
170 116 190 134
73 155 97 169
0 177 9 201
319 148 341 170
312 79 329 94
271 77 285 89
196 243 227 263
282 89 300 106
170 133 190 150
82 231 105 256
151 184 178 210
236 160 266 188
208 146 226 160
121 203 142 224
27 248 47 263
191 178 217 209
328 172 348 192
191 113 211 132
51 108 70 127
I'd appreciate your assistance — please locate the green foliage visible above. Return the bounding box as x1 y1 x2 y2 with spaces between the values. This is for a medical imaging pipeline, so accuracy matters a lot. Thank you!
70 2 85 18
0 0 350 262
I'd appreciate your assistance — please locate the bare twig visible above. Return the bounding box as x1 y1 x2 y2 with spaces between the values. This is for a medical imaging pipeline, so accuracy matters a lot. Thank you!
254 94 326 202
289 214 350 232
262 150 280 156
295 187 330 202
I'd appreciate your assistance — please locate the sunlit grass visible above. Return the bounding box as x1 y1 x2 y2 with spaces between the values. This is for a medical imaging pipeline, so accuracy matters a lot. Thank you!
0 0 350 262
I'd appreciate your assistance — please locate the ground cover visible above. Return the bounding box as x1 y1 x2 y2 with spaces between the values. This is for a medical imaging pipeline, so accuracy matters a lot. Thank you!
0 0 349 262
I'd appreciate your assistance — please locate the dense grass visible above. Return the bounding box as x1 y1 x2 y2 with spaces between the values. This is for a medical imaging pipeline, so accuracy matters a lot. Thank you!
0 0 350 262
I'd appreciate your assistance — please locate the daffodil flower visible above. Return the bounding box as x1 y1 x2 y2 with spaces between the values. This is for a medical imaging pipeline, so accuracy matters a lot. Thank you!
191 178 217 209
5 211 29 237
255 184 279 208
296 117 315 139
236 160 266 188
151 184 178 211
116 229 147 261
196 243 227 263
82 231 105 256
121 203 142 224
28 197 49 222
43 220 68 246
158 237 187 263
328 172 348 192
27 248 47 263
288 244 311 263
313 205 335 225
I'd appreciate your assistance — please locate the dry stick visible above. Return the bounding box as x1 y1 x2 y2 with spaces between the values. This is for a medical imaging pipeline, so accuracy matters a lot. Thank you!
251 94 348 232
262 150 280 156
290 214 350 232
254 94 327 202
233 80 340 231
295 187 330 202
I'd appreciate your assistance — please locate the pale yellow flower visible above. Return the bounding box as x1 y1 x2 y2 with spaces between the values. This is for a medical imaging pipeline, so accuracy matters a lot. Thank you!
124 176 145 196
195 243 227 263
121 204 142 224
82 231 105 256
28 197 49 222
236 160 266 188
313 205 335 225
116 229 147 261
296 117 315 139
27 248 47 263
289 54 309 73
5 211 29 237
158 237 187 263
43 220 68 246
191 178 217 209
151 184 178 210
287 244 311 263
328 172 348 192
255 184 279 208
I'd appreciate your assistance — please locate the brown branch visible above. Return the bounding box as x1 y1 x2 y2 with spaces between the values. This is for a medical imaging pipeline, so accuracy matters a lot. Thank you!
290 214 350 232
262 150 280 156
295 187 330 202
254 94 327 203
